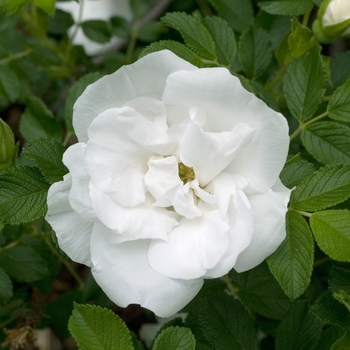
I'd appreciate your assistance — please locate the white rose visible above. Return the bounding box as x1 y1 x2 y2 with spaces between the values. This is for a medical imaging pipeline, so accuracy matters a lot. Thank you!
323 0 350 36
56 0 131 55
46 50 291 317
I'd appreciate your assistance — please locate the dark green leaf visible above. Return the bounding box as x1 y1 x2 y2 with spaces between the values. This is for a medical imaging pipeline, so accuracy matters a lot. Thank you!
0 0 27 14
229 269 251 289
310 210 350 262
301 121 350 164
47 9 74 35
153 326 195 350
267 211 314 299
68 303 133 350
22 139 68 184
0 166 49 225
199 293 258 350
29 47 61 66
0 65 20 103
258 0 313 16
318 326 345 350
0 267 12 305
328 79 350 122
280 158 315 188
331 332 350 350
82 20 112 44
329 267 350 295
330 51 350 90
130 0 150 19
160 12 216 60
276 300 323 350
284 46 326 122
290 164 350 211
110 16 131 38
0 245 48 282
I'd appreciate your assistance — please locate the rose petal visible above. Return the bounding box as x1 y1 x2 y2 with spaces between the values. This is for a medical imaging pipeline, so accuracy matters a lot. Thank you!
45 174 93 266
90 228 203 317
74 50 197 142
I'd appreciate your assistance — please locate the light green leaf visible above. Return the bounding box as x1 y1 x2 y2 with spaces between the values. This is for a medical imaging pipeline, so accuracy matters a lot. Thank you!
0 65 20 103
280 158 315 188
19 96 62 141
310 210 350 261
238 26 271 80
267 211 314 299
68 303 133 350
0 166 49 225
153 326 195 350
22 139 68 184
331 332 350 350
0 245 48 283
199 293 257 350
34 0 55 15
284 46 326 122
204 16 237 67
160 12 216 60
276 300 323 350
290 164 350 211
258 0 313 16
0 267 13 305
328 79 350 122
207 0 254 33
301 121 350 164
0 0 27 14
140 41 203 67
82 20 112 44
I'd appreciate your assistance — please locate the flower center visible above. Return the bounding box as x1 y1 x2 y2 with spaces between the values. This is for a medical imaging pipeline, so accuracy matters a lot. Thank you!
178 163 195 184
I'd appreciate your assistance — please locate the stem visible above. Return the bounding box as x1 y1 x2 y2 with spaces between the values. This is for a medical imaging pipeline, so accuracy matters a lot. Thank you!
266 67 287 92
221 274 238 296
0 49 32 66
70 0 85 43
292 209 312 218
63 131 73 146
125 19 140 63
304 110 329 127
290 125 302 141
314 256 331 267
302 11 311 27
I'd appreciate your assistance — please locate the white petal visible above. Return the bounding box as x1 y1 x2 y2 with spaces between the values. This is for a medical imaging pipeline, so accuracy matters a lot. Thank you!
148 212 230 280
73 50 197 142
45 174 93 266
90 228 203 317
234 180 291 272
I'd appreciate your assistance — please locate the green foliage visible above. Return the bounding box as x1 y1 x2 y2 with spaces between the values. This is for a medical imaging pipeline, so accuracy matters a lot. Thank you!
153 326 196 350
82 20 112 44
258 0 314 16
328 79 350 122
0 119 17 171
0 65 20 103
0 267 13 305
68 303 134 350
280 157 315 188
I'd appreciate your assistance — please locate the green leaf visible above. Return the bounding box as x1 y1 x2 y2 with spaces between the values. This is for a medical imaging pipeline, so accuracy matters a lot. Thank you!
284 46 326 122
22 139 68 184
82 20 112 44
204 16 237 67
110 16 131 38
0 166 49 225
238 26 271 80
0 245 48 283
0 267 12 305
328 79 350 122
140 41 204 67
34 0 55 15
310 210 350 261
68 303 133 350
280 158 315 188
0 65 20 103
207 0 254 33
19 96 62 141
0 0 27 14
334 290 350 313
153 326 195 350
63 72 102 133
301 121 350 164
0 119 17 171
199 293 258 350
267 211 314 299
330 51 350 90
160 12 216 60
130 0 150 19
258 0 313 16
290 164 350 211
47 9 75 35
318 326 346 350
29 47 61 66
329 267 350 295
276 300 323 350
331 332 350 350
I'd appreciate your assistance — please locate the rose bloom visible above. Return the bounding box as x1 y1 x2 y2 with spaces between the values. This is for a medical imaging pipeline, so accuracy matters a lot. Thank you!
322 0 350 36
46 50 291 317
56 0 131 55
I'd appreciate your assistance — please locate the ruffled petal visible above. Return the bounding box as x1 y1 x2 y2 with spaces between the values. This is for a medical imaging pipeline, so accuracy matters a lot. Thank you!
234 179 291 272
90 228 203 317
45 174 93 266
148 211 230 279
74 50 197 142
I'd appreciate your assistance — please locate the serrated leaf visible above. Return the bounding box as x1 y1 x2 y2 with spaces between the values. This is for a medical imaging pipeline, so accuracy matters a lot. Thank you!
0 267 12 305
267 211 314 299
204 16 236 67
19 96 62 141
330 51 350 90
0 245 48 283
290 164 350 211
328 79 350 122
331 332 350 350
160 12 216 60
82 20 112 44
22 139 68 184
301 121 350 164
0 65 20 103
207 0 254 33
0 166 49 225
258 0 313 16
64 72 102 133
329 267 350 295
280 158 315 188
68 303 133 350
318 326 345 350
140 41 203 67
276 300 323 350
238 26 271 80
199 293 257 350
310 210 350 261
153 326 195 350
284 46 326 122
